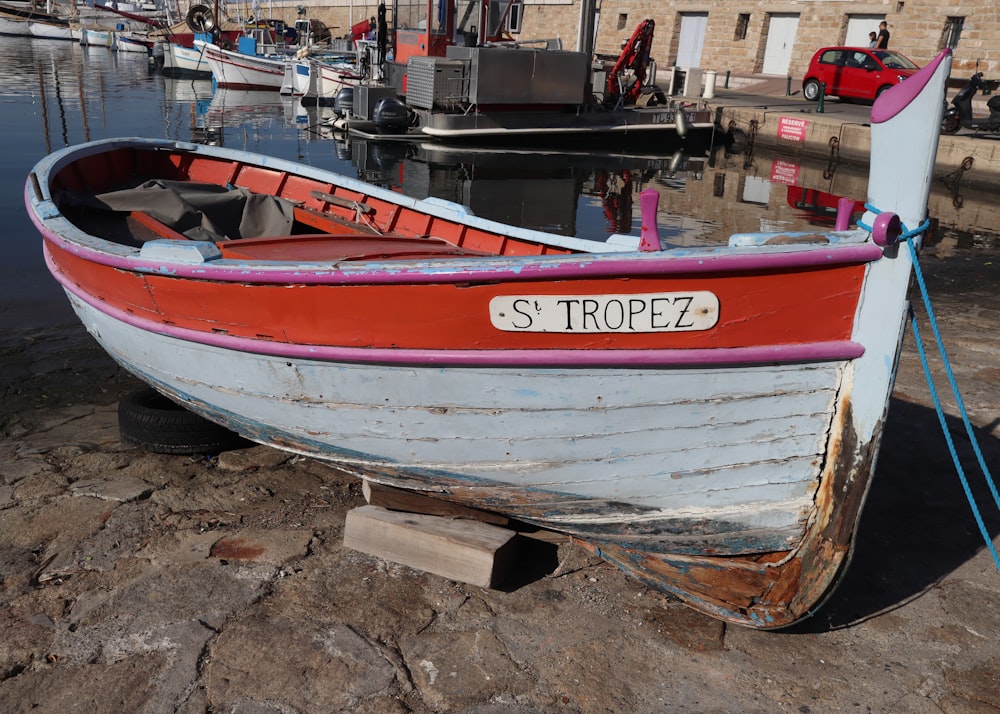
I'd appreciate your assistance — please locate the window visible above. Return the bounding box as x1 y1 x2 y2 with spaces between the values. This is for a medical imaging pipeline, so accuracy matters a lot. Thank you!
617 14 628 31
943 17 964 50
819 50 847 66
487 0 514 36
734 14 749 41
506 0 523 34
395 0 427 32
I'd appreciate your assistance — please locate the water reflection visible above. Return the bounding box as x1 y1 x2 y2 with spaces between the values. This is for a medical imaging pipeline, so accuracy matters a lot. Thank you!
330 139 717 244
196 90 998 251
17 34 995 252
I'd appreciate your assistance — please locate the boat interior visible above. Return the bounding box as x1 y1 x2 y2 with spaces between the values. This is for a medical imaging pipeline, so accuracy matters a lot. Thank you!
47 146 579 261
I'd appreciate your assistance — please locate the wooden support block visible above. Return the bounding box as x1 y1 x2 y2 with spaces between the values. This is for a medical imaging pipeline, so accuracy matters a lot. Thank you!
343 505 520 588
362 479 509 526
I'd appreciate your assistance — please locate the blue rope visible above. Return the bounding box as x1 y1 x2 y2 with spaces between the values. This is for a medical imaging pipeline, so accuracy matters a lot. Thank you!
864 203 1000 571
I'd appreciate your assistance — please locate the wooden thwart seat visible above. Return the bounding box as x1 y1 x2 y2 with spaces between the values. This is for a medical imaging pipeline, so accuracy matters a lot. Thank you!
125 209 487 262
128 211 190 241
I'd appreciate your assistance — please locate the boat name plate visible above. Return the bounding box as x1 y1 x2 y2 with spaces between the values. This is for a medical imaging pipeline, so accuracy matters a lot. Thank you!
489 291 719 333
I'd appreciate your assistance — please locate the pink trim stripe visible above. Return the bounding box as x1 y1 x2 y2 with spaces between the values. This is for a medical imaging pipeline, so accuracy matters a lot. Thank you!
49 249 865 368
44 231 884 286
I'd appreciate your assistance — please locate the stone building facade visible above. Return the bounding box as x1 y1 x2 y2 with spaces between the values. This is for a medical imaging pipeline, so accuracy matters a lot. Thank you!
524 0 998 78
217 0 997 78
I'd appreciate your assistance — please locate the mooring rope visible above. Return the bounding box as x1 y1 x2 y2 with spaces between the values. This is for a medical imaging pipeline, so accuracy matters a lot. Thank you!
860 204 1000 571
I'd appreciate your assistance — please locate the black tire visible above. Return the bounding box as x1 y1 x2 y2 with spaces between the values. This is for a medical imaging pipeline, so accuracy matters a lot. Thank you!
941 111 961 135
803 79 822 102
118 387 250 455
875 85 893 99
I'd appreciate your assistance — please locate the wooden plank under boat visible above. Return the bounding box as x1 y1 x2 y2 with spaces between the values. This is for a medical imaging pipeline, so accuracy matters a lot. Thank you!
24 50 954 628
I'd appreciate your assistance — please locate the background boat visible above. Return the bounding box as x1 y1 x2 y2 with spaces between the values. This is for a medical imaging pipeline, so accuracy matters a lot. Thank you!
196 31 289 90
0 12 29 35
79 25 113 46
28 17 76 41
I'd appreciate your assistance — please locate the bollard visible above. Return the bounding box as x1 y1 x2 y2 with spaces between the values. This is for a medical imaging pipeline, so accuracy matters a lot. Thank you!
817 83 826 113
725 70 731 89
703 70 717 99
786 76 791 96
834 197 854 231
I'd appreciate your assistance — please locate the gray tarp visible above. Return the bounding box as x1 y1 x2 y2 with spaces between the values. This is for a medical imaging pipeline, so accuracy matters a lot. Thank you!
79 179 298 242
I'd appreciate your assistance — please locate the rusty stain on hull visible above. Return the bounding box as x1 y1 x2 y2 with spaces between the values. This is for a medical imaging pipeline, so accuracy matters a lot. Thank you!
577 392 880 629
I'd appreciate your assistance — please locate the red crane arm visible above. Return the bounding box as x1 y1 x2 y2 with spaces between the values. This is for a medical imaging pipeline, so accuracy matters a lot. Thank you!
606 19 655 105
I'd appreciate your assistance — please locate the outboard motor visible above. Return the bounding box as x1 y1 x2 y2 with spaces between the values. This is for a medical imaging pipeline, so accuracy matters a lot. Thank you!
333 87 354 117
370 142 408 171
372 96 409 134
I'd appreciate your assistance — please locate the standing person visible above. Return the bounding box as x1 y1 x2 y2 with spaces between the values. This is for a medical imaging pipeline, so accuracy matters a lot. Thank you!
876 21 890 49
868 31 877 47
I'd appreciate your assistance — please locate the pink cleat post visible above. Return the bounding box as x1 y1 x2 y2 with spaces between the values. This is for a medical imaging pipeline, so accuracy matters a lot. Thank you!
835 196 854 231
639 189 662 252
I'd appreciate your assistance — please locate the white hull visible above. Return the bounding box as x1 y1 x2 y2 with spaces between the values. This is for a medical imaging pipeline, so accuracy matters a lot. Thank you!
161 42 210 75
28 20 77 41
80 27 113 47
67 289 852 552
116 32 152 53
197 40 287 90
0 16 31 36
284 57 360 98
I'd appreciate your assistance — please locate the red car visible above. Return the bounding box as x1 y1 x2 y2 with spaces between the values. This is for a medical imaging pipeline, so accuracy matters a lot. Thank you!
802 47 920 102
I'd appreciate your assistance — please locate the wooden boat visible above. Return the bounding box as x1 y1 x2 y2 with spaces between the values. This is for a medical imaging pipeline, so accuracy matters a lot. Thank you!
0 13 29 35
26 50 952 628
0 0 66 24
115 30 156 53
282 51 362 101
196 33 288 90
160 30 243 77
196 16 335 91
28 17 76 41
160 40 211 75
79 25 114 47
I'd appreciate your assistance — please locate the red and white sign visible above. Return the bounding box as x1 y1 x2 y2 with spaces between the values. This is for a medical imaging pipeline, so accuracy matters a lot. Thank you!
770 160 800 186
778 116 808 142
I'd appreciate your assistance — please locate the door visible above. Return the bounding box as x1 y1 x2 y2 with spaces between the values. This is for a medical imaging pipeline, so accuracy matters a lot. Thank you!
845 14 884 48
839 50 875 98
676 13 707 68
762 14 799 75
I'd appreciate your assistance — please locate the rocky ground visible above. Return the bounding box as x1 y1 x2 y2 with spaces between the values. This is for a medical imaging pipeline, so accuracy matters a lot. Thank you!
1 244 998 713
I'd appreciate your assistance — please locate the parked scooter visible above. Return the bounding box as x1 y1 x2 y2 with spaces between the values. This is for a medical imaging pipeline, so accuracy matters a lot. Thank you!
941 72 1000 134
